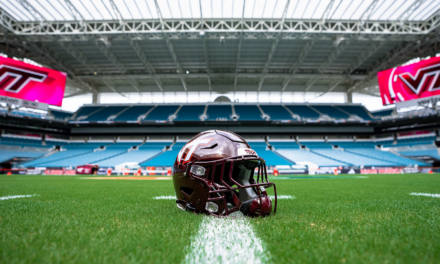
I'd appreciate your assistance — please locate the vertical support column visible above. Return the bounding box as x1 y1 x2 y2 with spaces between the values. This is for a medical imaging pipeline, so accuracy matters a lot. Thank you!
92 92 100 104
346 92 353 103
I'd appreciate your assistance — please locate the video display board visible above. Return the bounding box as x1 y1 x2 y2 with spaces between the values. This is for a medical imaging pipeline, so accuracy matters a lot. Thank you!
0 56 66 106
378 56 440 106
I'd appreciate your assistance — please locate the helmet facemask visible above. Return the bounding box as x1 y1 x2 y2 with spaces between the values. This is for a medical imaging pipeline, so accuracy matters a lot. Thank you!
187 155 277 217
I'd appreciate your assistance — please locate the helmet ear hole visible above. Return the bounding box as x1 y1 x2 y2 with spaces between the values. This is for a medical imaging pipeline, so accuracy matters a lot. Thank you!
180 187 194 197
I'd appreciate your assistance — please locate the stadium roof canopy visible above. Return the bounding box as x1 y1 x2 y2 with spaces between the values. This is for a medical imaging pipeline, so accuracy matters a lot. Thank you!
0 0 439 101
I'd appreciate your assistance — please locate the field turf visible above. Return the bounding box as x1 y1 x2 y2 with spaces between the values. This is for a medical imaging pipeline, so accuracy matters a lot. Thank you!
1 174 440 263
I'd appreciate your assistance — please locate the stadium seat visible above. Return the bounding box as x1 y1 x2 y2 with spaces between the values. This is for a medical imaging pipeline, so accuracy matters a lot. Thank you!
259 105 294 121
206 105 232 121
113 105 155 121
174 105 205 121
234 105 264 121
284 105 320 120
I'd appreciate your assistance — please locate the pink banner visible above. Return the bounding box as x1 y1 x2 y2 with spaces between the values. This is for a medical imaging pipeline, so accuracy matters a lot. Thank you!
0 56 66 106
377 56 440 105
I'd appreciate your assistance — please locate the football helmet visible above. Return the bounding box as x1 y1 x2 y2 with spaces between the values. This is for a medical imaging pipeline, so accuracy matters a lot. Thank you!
173 130 277 217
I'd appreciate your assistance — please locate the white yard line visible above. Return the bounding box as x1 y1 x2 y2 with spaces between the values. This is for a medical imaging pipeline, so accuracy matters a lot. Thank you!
183 216 271 264
153 195 177 200
410 192 440 198
0 194 38 201
270 195 295 199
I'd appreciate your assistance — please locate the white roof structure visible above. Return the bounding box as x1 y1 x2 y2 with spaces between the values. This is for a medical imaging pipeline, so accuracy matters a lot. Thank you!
0 0 439 100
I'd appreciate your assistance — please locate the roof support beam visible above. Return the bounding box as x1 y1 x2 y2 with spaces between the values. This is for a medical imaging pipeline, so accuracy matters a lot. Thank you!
165 38 188 91
78 73 365 82
0 7 16 32
63 0 85 25
154 0 187 91
304 79 317 92
318 39 349 73
58 41 100 74
129 78 140 92
281 40 314 91
344 41 384 74
233 38 242 90
202 39 212 91
398 0 428 22
102 79 131 99
129 40 163 91
94 39 127 74
17 0 46 23
257 0 290 91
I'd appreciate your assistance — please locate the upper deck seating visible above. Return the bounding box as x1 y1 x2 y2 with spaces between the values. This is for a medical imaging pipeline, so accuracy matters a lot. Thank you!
206 105 232 121
312 105 349 119
85 106 128 121
335 105 375 121
51 110 73 121
113 105 154 121
75 106 104 119
284 105 320 120
260 105 293 121
234 105 264 121
174 105 205 121
144 106 179 121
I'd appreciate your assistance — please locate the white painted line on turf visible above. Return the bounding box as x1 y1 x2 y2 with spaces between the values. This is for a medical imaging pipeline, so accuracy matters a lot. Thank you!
270 195 295 199
0 194 38 201
153 195 177 200
183 216 270 264
410 192 440 198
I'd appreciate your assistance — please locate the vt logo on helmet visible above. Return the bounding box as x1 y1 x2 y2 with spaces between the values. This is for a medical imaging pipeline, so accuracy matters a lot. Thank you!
172 130 277 217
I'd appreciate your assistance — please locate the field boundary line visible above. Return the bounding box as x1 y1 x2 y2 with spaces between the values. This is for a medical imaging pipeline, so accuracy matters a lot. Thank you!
410 192 440 198
0 194 38 200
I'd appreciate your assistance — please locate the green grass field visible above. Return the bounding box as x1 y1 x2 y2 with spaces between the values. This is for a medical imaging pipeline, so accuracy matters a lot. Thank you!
1 174 440 263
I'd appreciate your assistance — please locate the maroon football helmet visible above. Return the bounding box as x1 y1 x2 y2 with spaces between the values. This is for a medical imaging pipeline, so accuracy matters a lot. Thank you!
173 130 277 217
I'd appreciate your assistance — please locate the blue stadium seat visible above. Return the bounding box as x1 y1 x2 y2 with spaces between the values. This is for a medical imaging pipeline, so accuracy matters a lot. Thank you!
75 106 105 118
284 105 320 120
51 110 73 120
174 105 205 121
113 105 154 121
260 105 294 121
85 106 129 121
206 105 232 121
144 106 179 121
234 105 264 121
335 105 375 121
312 105 349 119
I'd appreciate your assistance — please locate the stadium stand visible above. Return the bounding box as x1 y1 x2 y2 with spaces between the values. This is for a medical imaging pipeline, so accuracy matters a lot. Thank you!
311 105 349 119
247 142 294 166
51 109 74 121
0 145 49 163
206 105 232 121
259 105 293 121
399 149 440 159
284 105 320 120
268 139 429 167
113 105 154 121
140 142 184 167
144 105 179 121
74 106 104 119
371 109 394 117
85 106 128 121
335 105 375 121
174 105 205 121
234 105 264 121
16 103 396 123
